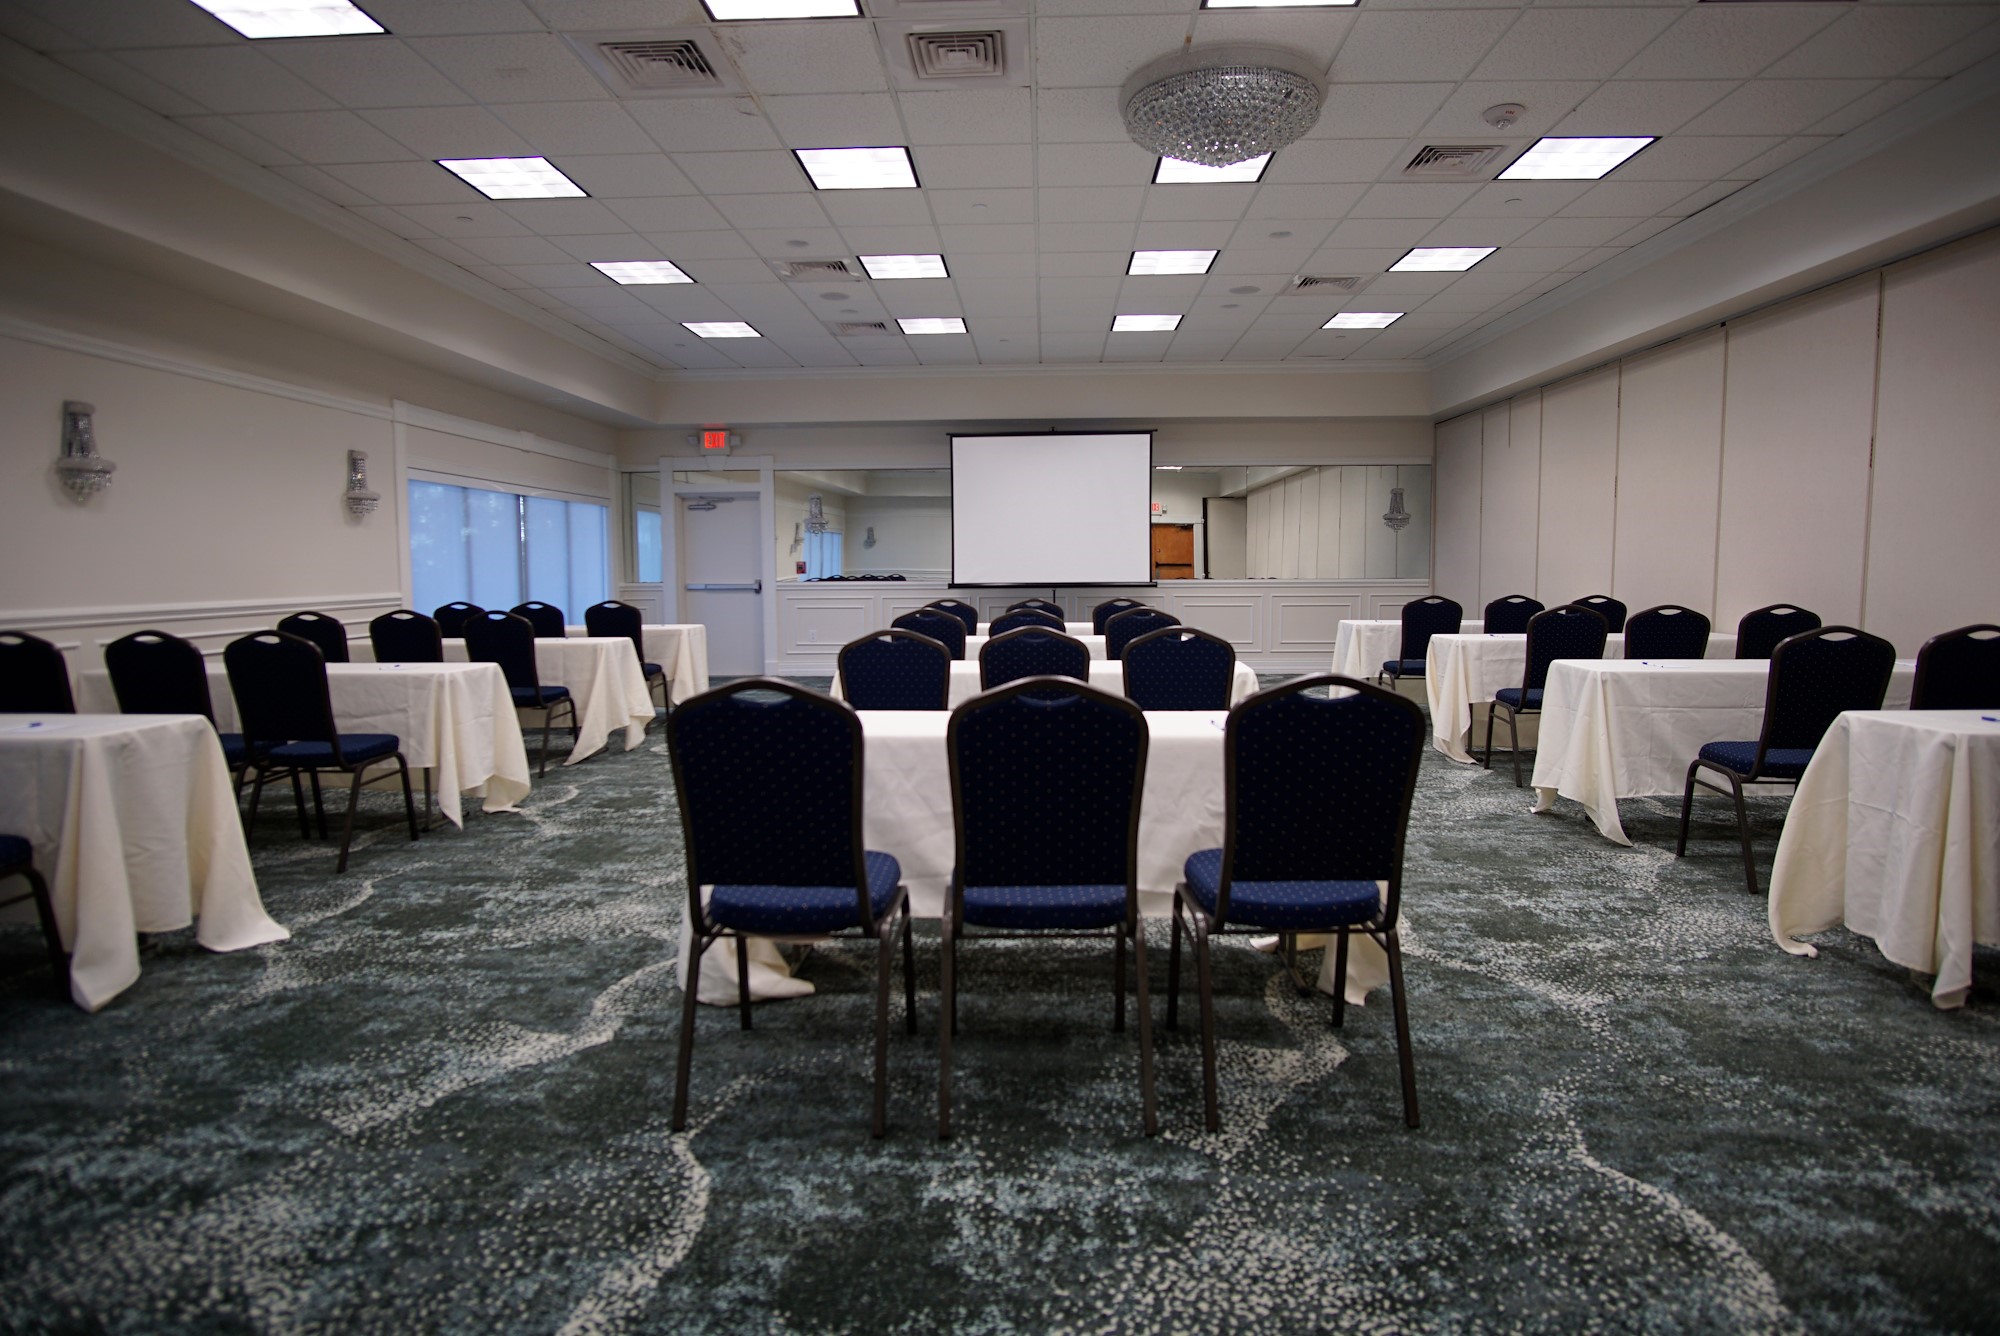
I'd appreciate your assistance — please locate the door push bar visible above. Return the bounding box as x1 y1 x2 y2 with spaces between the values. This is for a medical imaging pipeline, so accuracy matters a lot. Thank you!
685 581 763 593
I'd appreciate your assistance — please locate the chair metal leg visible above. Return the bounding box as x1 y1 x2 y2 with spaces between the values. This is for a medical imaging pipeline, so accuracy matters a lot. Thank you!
398 756 419 842
1331 928 1350 1029
1508 707 1524 787
873 916 894 1139
1132 918 1158 1137
245 767 267 839
1113 919 1127 1033
1191 913 1220 1133
1675 759 1703 857
900 901 916 1035
16 865 68 999
1727 773 1761 896
538 707 553 778
421 768 432 832
335 767 365 873
938 915 955 1140
735 933 752 1030
671 934 709 1132
290 770 310 839
1167 895 1183 1031
1385 928 1420 1130
309 769 329 840
1481 703 1496 768
1281 932 1316 995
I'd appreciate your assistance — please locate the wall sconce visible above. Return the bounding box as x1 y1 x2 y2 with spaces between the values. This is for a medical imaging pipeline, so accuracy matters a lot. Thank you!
1382 486 1411 532
56 400 115 501
343 449 380 517
864 526 876 548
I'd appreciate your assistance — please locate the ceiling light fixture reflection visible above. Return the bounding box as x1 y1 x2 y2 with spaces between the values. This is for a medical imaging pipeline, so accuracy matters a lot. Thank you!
795 147 919 191
1128 249 1218 276
682 321 761 338
1498 137 1656 180
438 157 586 199
859 254 949 279
1154 153 1272 184
1113 314 1184 332
1322 312 1403 329
1389 246 1495 272
591 261 694 285
188 0 385 38
898 317 967 334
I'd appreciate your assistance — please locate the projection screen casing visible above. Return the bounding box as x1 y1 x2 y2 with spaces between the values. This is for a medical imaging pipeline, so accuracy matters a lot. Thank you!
950 433 1155 585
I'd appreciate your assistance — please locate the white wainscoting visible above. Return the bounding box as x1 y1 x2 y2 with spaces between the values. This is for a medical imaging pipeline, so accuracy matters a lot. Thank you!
772 579 1431 675
3 592 407 669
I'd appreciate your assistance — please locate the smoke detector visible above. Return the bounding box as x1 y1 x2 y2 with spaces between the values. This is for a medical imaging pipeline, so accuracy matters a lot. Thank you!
1482 103 1526 130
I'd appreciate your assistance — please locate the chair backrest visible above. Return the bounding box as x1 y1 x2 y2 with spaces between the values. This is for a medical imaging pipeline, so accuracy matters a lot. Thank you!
1218 675 1425 931
1757 626 1897 761
891 609 966 660
948 680 1146 897
510 601 567 638
224 632 338 752
1572 595 1627 633
1396 596 1463 662
979 627 1090 691
1624 605 1711 660
464 611 551 701
925 599 980 634
988 608 1065 638
583 599 647 666
369 610 444 663
1105 607 1182 660
667 679 868 928
1482 595 1544 634
104 630 218 722
1007 599 1064 619
276 611 349 664
1911 623 2000 710
838 629 950 710
0 631 75 714
1092 598 1146 633
1737 603 1820 660
1521 604 1609 691
433 602 484 637
1122 626 1236 711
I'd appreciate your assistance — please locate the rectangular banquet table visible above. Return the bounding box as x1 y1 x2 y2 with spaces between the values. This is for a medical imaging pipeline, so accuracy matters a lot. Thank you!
1426 631 1740 764
1527 657 1916 845
0 714 287 1011
678 710 1391 1009
1334 619 1484 680
76 662 531 829
965 630 1107 659
563 623 709 704
828 659 1259 708
1767 710 2000 1008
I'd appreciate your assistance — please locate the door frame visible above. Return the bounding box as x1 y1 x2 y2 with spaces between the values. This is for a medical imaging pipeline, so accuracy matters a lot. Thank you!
657 454 776 674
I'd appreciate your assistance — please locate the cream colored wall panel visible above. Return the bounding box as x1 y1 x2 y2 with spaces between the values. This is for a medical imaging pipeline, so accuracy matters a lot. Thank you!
1866 233 2000 655
1296 471 1322 578
1362 466 1400 579
404 424 612 500
1169 595 1260 646
1480 398 1541 607
1335 465 1366 578
786 597 875 653
1394 464 1432 581
1536 370 1619 601
1279 474 1304 577
1612 331 1724 616
1315 466 1343 579
1715 277 1878 627
1273 595 1357 651
1432 412 1483 604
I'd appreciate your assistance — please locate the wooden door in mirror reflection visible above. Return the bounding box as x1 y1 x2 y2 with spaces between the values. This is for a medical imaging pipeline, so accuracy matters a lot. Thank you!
1152 523 1195 579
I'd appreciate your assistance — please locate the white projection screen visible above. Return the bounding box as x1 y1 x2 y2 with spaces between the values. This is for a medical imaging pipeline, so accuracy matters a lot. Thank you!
950 433 1154 585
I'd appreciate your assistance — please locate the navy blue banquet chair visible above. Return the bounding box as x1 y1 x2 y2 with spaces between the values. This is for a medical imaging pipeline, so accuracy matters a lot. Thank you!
1105 607 1181 660
839 629 951 710
1092 598 1145 634
1172 675 1426 1132
925 599 980 636
667 679 913 1138
465 610 577 776
1123 625 1236 711
1910 624 2000 710
1007 598 1065 620
277 611 349 664
987 608 1065 638
1736 604 1820 660
942 679 1155 1137
510 601 567 639
584 599 668 709
1572 595 1627 633
1482 595 1544 635
1677 625 1896 896
1624 605 1711 660
104 629 251 794
369 610 444 664
0 836 67 998
891 609 967 661
979 627 1089 692
1483 604 1610 786
433 602 483 638
1380 596 1462 686
0 632 76 713
224 632 418 872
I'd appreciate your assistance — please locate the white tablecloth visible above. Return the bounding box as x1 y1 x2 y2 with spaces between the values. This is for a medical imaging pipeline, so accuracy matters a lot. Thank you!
77 663 531 829
679 710 1390 1008
829 659 1259 708
1768 710 2000 1008
0 714 286 1011
965 632 1107 660
428 638 653 763
564 624 709 704
976 620 1097 639
1528 658 1916 845
1426 631 1740 764
1334 619 1484 679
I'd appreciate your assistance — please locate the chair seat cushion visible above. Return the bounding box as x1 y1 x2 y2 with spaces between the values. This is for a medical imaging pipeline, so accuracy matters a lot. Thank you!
962 882 1126 930
643 661 664 677
1697 741 1815 778
510 685 572 706
1382 659 1427 676
1183 848 1380 930
0 834 31 869
265 734 400 765
218 733 250 766
709 850 902 934
1494 687 1543 710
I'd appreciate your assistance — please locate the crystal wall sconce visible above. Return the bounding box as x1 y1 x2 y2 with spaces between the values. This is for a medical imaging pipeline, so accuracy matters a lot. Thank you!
344 449 380 517
1382 486 1411 532
56 400 115 500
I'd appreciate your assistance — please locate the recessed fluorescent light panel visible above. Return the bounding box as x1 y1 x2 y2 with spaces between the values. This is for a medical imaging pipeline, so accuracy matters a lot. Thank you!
701 0 858 18
189 0 385 38
682 321 761 338
438 157 585 200
1498 137 1656 181
1128 250 1218 276
1202 0 1356 8
1154 154 1271 184
1390 247 1496 272
897 317 967 335
591 261 694 285
1322 312 1403 329
795 147 918 191
1112 314 1183 332
859 254 948 279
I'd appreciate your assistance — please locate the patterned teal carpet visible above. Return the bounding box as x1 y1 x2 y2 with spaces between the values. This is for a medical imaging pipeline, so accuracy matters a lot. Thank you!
1 689 1996 1333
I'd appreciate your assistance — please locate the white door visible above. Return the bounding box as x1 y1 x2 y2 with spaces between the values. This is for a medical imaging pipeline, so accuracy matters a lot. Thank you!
680 494 763 676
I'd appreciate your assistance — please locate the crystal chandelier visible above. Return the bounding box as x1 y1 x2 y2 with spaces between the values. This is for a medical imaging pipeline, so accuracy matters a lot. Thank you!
1121 45 1326 168
1383 486 1411 532
56 400 115 500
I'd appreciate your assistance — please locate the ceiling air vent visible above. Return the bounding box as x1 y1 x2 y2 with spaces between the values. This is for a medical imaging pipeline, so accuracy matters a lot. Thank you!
771 258 864 280
599 39 718 89
830 321 894 335
906 31 1005 79
1403 144 1507 179
563 30 746 98
1288 275 1364 292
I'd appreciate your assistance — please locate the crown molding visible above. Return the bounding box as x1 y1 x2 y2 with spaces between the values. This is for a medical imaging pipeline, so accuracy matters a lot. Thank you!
659 358 1426 384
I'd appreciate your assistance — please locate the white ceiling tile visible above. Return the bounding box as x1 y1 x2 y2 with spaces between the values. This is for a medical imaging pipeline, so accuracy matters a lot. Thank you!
1665 180 1749 217
462 263 530 287
1162 334 1242 361
1551 79 1742 137
1039 283 1119 329
228 111 412 163
1421 216 1539 247
1805 79 1938 135
738 227 853 255
1363 271 1459 295
1035 16 1195 88
1191 9 1356 66
836 223 945 252
1035 86 1128 142
708 193 833 229
720 341 806 369
936 223 1038 252
1447 180 1592 218
268 164 377 206
1678 80 1882 136
1032 252 1125 276
1321 216 1434 247
930 189 1037 224
1040 332 1108 360
1566 246 1628 271
763 94 906 147
456 235 583 264
502 263 607 286
1471 9 1680 81
631 285 740 318
1330 10 1516 83
1141 184 1257 222
897 90 1034 146
955 279 1040 317
530 0 709 26
1243 183 1368 219
541 284 655 313
949 253 1039 278
0 5 83 50
557 154 699 198
850 343 924 365
873 282 957 317
1040 222 1140 251
624 98 784 151
361 106 533 158
1599 135 1781 181
1297 245 1404 271
673 151 811 194
1132 219 1236 248
9 0 233 47
1904 15 2000 79
113 47 337 114
820 192 935 226
722 23 892 94
1347 182 1482 218
1438 268 1541 296
643 230 759 259
1475 245 1590 272
376 203 530 236
174 115 299 166
1038 142 1156 188
264 38 475 108
1101 337 1171 362
1607 216 1678 247
1261 139 1406 184
1415 82 1597 141
401 34 606 103
499 200 632 233
357 1 546 35
681 258 787 284
1305 83 1455 140
1117 274 1207 306
911 339 981 366
1514 215 1642 246
51 53 208 115
490 102 659 156
911 144 1034 190
323 160 483 204
607 195 736 229
1619 7 1841 80
1209 249 1311 276
1730 135 1835 179
1227 217 1336 248
1040 186 1146 222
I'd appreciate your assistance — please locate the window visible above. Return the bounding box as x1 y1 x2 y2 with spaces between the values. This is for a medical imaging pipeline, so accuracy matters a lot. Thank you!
409 479 609 616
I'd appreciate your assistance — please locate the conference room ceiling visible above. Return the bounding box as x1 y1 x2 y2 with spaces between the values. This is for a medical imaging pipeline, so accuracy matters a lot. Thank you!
5 0 1997 375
